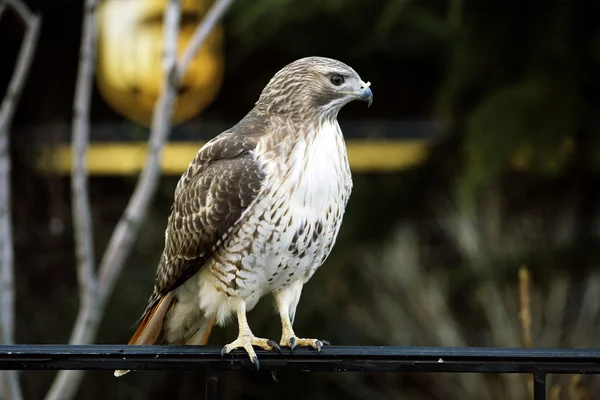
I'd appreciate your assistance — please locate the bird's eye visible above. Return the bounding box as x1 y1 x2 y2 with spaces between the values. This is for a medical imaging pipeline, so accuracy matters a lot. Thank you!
330 74 344 86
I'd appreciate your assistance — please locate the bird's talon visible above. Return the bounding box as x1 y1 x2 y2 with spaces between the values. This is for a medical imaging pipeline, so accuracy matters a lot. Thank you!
282 337 328 351
222 334 275 369
220 346 227 358
268 339 282 354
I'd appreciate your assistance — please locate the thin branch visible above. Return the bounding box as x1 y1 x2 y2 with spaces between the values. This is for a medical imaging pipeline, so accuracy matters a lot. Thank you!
518 266 532 348
43 0 99 399
2 0 27 22
45 0 232 397
0 0 40 400
177 0 232 80
0 1 40 399
518 266 533 400
0 1 40 130
98 0 232 298
97 0 181 306
70 0 99 342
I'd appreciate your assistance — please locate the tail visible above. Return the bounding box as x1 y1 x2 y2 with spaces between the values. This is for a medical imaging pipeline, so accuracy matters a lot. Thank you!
114 293 216 377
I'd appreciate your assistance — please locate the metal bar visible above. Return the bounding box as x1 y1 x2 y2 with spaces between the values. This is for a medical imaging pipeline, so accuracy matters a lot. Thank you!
205 370 219 400
533 372 546 400
0 345 598 374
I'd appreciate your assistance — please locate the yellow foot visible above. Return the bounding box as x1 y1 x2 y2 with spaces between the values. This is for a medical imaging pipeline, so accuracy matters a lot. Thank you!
280 336 330 353
221 335 281 369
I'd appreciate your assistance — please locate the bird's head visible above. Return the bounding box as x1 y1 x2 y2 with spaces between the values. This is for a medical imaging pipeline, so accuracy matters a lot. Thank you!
256 56 373 118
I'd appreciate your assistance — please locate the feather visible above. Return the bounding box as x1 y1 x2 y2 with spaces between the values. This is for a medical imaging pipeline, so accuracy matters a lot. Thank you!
151 113 268 301
185 315 217 345
113 292 175 377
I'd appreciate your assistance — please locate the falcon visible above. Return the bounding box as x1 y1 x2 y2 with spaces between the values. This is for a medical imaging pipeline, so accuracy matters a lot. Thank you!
115 56 372 375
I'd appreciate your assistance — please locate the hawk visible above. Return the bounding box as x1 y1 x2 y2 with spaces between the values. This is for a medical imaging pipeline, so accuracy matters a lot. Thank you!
115 56 372 375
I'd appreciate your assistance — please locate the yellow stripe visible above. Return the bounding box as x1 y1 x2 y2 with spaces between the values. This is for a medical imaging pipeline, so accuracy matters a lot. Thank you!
35 139 432 175
346 140 431 172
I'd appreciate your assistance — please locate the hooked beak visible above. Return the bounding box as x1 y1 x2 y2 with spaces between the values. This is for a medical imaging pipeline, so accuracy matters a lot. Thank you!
357 81 373 108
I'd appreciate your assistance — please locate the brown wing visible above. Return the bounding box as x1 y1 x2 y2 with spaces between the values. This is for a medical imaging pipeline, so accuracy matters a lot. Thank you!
144 110 268 313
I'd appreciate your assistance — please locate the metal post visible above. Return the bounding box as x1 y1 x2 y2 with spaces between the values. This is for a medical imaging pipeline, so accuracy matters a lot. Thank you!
533 372 546 400
205 370 219 400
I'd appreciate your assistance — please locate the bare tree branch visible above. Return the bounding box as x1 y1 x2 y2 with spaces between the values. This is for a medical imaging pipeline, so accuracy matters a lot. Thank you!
43 0 99 399
2 0 28 22
68 0 99 346
45 0 231 398
70 0 99 343
0 1 41 399
97 0 180 309
0 1 40 130
97 0 232 297
177 0 232 80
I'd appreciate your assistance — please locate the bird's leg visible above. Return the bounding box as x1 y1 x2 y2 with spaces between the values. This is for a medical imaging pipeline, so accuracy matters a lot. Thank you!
275 281 329 352
221 298 280 369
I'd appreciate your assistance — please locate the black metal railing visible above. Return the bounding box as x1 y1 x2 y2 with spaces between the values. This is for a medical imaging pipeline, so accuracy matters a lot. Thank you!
1 345 599 400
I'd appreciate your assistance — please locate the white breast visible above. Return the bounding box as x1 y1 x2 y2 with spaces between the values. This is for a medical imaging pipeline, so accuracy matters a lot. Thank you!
288 120 351 215
242 119 353 294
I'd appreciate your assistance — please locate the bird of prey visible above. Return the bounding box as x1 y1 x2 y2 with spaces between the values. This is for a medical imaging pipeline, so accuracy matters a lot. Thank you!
115 56 372 376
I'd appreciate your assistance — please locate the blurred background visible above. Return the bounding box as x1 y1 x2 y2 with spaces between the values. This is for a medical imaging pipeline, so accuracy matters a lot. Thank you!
2 0 600 399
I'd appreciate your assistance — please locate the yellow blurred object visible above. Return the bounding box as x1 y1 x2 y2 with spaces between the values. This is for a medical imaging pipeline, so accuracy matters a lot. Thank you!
36 140 433 175
96 0 224 126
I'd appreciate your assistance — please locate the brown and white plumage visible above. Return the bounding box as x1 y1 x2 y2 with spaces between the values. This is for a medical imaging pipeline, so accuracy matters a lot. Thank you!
115 56 372 375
